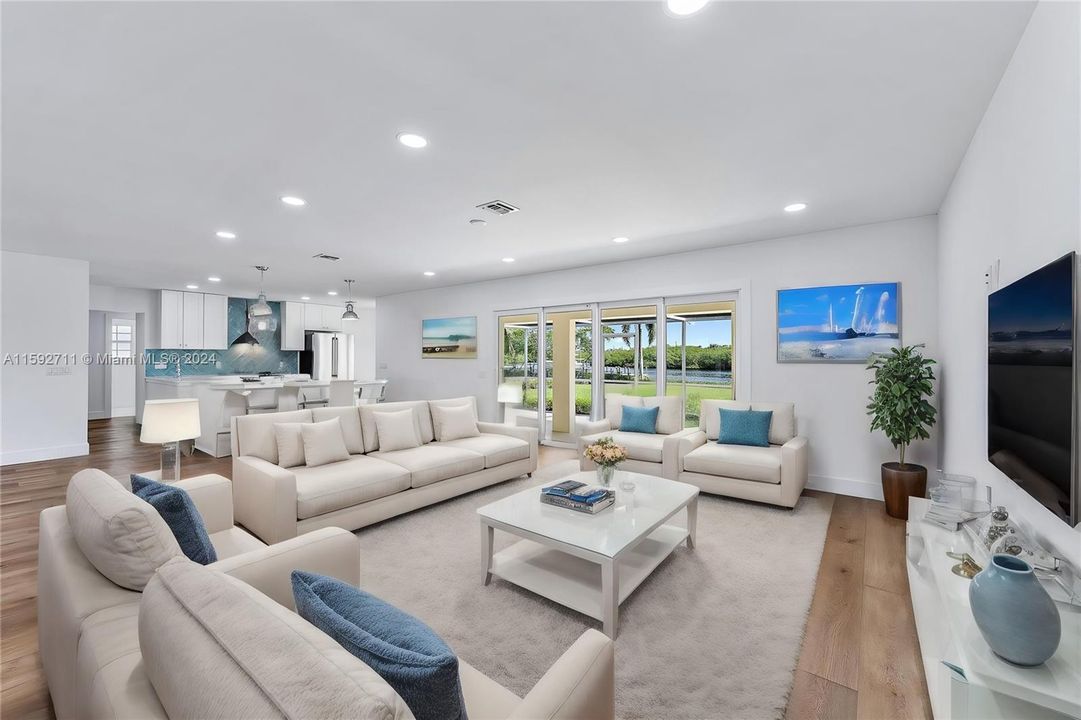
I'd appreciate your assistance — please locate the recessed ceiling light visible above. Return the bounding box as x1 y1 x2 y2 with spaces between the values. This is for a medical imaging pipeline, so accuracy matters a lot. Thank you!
301 296 310 300
397 132 428 149
215 230 237 240
281 196 307 207
327 290 338 296
469 218 487 227
207 276 221 282
666 0 709 16
423 271 436 277
186 284 199 290
784 202 808 213
501 257 516 263
612 236 630 243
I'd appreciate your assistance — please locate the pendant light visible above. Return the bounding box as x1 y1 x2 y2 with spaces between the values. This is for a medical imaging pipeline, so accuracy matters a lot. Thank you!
341 279 360 320
247 265 278 334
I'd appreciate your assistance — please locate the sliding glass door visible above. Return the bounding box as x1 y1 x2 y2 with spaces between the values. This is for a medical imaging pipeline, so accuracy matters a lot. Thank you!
542 307 592 444
665 300 735 427
600 304 660 402
497 294 736 445
498 312 539 428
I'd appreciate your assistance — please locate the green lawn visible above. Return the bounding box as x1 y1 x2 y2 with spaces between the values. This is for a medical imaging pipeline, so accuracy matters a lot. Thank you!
523 381 733 426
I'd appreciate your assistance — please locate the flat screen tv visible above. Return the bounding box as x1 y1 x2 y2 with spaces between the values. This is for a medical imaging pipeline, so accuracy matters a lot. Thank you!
988 252 1077 525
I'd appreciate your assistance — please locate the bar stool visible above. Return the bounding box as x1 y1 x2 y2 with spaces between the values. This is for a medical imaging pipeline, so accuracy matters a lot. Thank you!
328 379 358 407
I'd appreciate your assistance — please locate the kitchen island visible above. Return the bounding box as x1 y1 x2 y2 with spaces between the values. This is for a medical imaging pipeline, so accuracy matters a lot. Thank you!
145 376 387 457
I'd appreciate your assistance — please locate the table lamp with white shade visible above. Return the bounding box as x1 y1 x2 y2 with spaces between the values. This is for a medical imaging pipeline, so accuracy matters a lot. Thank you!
496 382 524 424
140 399 200 483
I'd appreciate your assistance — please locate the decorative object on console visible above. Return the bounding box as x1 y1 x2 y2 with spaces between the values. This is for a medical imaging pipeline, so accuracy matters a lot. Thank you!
984 505 1013 548
867 344 937 519
140 398 200 483
777 282 900 362
421 316 478 358
130 474 217 564
583 436 627 486
291 570 467 720
969 554 1062 667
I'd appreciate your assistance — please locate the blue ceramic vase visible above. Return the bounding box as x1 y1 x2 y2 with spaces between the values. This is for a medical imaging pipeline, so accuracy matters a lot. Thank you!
969 554 1061 666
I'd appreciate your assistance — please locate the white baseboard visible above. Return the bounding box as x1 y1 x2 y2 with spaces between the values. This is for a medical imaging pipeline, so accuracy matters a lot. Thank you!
112 407 135 418
807 473 884 501
0 442 90 466
88 410 107 420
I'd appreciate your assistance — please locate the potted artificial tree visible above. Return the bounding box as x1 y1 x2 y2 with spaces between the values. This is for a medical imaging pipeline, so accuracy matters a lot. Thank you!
867 344 938 519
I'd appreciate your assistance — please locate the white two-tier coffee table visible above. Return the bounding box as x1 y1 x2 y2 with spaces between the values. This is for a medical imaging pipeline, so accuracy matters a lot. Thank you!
477 470 698 638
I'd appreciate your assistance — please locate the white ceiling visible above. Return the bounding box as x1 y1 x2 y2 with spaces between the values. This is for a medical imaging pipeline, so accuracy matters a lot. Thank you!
2 1 1034 301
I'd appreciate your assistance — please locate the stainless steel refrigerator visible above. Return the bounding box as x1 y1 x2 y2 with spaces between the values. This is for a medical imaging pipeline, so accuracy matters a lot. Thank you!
302 332 354 380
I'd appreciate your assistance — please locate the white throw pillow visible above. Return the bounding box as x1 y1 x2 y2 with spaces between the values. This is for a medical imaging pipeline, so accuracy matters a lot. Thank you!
431 403 480 442
65 469 183 590
273 422 306 468
300 418 351 468
373 409 422 452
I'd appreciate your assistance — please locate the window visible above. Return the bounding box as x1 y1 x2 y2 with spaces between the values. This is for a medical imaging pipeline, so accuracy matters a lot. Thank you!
111 320 133 360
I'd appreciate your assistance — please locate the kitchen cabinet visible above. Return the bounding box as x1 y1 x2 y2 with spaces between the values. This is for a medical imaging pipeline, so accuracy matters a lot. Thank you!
281 302 306 351
182 292 204 349
303 303 344 332
158 290 228 349
202 293 228 349
160 290 183 348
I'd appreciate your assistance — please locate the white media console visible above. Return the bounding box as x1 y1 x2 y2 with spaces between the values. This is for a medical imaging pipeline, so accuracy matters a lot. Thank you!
906 497 1080 719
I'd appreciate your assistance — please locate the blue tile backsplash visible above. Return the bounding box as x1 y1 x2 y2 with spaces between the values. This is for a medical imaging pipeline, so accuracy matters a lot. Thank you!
146 298 300 377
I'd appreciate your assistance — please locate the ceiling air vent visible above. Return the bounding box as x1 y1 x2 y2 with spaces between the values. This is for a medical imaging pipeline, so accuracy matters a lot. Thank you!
476 200 519 216
312 252 341 262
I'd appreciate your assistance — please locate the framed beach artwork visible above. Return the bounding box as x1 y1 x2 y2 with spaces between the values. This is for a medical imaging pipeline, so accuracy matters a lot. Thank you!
777 283 901 363
421 316 478 359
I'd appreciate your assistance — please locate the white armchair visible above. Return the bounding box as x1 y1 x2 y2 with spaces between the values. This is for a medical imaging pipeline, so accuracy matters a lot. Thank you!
677 400 809 508
577 395 699 480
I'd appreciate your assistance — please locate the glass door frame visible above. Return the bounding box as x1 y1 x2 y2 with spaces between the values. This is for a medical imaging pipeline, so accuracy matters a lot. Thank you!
596 298 665 417
495 308 542 438
663 290 744 405
539 302 594 446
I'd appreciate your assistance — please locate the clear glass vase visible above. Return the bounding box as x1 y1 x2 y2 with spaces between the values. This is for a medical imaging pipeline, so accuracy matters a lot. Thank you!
597 464 615 487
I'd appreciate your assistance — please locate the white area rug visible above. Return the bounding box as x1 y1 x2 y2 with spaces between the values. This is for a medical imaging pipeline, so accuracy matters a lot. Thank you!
355 460 833 720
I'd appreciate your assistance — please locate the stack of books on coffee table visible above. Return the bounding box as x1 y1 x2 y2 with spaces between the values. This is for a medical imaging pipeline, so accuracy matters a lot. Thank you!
540 479 615 514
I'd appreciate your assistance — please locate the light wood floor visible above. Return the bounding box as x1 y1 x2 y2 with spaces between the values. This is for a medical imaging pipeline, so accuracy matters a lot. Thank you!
1 419 930 719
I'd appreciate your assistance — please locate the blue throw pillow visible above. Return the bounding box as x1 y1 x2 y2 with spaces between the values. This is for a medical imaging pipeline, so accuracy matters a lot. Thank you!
291 571 467 720
619 404 659 434
130 474 217 565
717 409 773 447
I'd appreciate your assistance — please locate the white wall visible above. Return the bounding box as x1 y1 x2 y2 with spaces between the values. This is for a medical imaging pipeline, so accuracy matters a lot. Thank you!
88 311 109 419
1 251 90 464
342 301 377 380
378 215 939 498
89 284 159 341
938 1 1081 563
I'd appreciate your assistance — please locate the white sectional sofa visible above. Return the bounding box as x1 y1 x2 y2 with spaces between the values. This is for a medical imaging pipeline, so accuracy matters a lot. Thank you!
677 399 809 508
577 395 699 480
39 469 614 720
231 397 538 544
